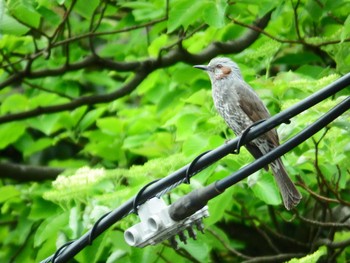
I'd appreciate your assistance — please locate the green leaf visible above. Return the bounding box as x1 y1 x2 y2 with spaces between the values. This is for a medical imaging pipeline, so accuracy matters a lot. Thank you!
287 246 326 263
75 232 108 263
23 137 53 158
0 13 29 35
341 15 350 42
29 114 61 135
123 133 150 150
202 0 227 28
248 172 281 206
175 112 202 141
74 0 99 19
96 117 124 136
122 1 164 21
206 185 235 225
5 213 33 245
0 122 26 149
7 0 41 28
36 5 62 27
182 134 209 157
184 89 210 106
305 0 323 22
0 185 21 203
57 106 87 130
148 34 168 57
35 236 56 263
83 132 124 161
295 65 327 78
123 132 173 157
1 93 28 113
29 198 58 220
168 0 203 32
78 107 106 131
0 35 34 54
274 52 323 65
180 238 210 262
34 212 69 247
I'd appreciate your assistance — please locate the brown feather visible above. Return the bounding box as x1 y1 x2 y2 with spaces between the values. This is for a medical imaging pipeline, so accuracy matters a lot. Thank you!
236 81 280 147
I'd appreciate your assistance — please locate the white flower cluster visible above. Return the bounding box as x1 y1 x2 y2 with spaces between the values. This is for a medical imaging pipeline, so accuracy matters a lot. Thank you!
52 167 106 189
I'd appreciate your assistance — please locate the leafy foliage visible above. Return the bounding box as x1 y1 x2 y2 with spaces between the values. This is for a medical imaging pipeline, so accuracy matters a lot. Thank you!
0 0 350 262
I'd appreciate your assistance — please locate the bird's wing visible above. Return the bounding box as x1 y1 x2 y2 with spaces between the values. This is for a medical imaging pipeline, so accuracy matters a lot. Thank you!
236 81 280 146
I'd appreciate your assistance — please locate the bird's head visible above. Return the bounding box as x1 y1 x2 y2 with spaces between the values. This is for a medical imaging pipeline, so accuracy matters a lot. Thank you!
194 57 242 82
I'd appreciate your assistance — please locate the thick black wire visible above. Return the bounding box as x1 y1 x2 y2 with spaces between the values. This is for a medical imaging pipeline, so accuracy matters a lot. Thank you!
41 73 350 263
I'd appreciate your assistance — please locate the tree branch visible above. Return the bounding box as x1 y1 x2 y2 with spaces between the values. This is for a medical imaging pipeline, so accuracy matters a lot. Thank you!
291 0 302 40
242 253 305 263
0 69 148 124
296 212 350 229
207 228 252 259
0 162 63 182
295 180 341 205
316 237 350 249
228 15 350 47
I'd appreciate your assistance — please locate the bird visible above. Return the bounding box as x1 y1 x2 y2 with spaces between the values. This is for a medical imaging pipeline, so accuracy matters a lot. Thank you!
194 57 301 210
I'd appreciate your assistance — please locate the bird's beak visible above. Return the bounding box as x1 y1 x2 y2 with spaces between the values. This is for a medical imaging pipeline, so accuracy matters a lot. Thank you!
193 65 209 71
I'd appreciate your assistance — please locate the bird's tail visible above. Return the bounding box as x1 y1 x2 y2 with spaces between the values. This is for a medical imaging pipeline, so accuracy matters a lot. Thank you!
271 158 302 210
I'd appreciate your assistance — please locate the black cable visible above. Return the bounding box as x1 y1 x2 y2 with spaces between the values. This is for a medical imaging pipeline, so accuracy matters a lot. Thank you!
41 73 350 263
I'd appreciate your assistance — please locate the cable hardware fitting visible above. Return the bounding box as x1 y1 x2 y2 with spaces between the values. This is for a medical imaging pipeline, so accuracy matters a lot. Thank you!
124 197 209 249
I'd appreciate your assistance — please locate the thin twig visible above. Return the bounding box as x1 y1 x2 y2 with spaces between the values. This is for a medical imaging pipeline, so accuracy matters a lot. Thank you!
291 0 302 40
207 228 252 259
316 237 350 249
226 210 308 248
313 0 344 25
241 207 281 254
242 253 305 263
296 212 350 229
296 181 341 204
159 24 207 55
228 16 350 47
50 0 77 42
89 0 108 55
23 80 74 100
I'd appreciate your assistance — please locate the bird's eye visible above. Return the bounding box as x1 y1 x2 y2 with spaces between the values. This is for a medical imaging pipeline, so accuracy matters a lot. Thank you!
216 64 223 68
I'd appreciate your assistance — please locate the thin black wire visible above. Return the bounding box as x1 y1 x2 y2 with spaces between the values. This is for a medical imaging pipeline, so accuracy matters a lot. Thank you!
133 179 161 214
234 119 266 154
40 73 350 263
88 211 111 245
185 150 211 184
51 240 75 263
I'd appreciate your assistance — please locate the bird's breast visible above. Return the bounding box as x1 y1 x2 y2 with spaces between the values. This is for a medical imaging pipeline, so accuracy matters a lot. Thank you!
212 84 252 135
